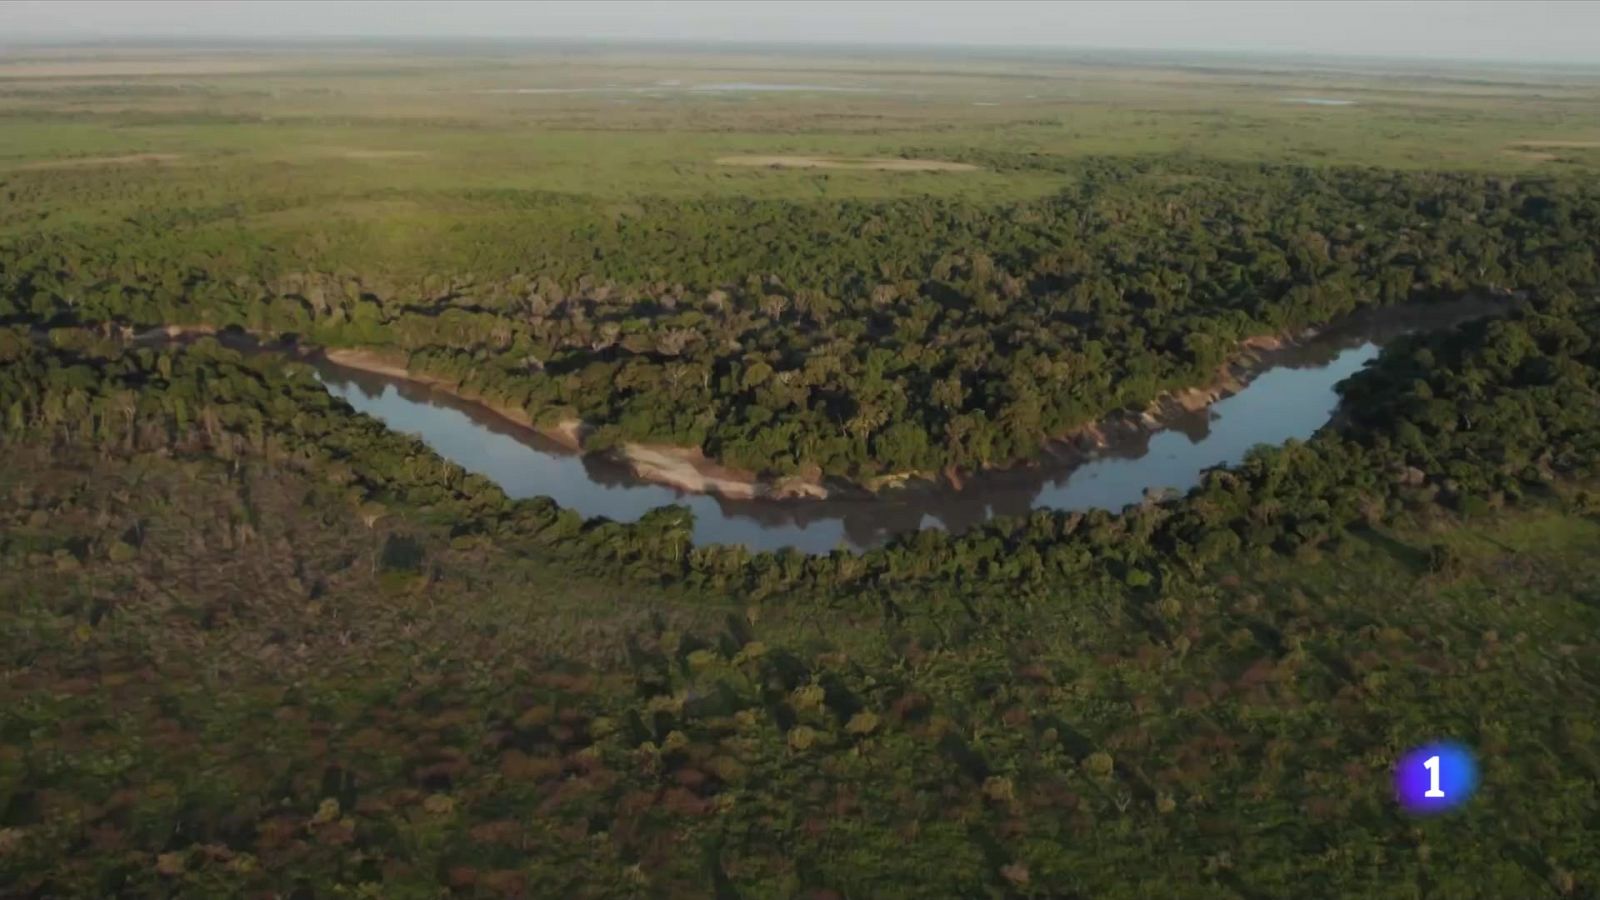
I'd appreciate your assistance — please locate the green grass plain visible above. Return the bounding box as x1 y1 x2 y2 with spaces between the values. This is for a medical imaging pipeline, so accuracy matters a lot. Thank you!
4 43 1598 315
3 43 1600 229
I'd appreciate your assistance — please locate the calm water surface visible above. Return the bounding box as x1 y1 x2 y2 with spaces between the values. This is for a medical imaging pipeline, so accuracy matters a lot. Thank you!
314 301 1493 554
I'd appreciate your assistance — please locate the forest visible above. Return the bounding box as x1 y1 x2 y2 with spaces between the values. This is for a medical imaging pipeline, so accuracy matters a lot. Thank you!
5 278 1600 897
5 43 1600 899
5 278 1599 599
5 159 1598 485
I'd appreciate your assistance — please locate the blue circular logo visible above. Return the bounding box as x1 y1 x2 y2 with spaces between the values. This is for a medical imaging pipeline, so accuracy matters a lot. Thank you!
1395 741 1478 815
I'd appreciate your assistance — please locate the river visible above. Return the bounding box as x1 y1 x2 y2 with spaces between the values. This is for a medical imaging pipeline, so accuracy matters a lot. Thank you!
309 299 1498 554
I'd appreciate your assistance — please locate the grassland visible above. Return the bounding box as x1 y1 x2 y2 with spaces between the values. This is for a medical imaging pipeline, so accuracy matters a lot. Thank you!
3 43 1600 221
2 44 1596 315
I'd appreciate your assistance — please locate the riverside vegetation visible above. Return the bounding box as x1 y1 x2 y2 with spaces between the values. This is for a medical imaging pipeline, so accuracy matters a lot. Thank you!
3 44 1600 897
10 160 1600 492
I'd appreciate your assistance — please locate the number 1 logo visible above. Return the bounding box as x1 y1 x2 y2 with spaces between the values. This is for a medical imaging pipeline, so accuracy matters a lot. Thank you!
1423 754 1444 798
1396 742 1477 814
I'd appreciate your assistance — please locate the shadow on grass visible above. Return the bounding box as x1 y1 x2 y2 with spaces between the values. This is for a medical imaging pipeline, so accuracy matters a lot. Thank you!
1347 525 1431 575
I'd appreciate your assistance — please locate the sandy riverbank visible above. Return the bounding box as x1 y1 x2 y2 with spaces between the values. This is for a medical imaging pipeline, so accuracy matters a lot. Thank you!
126 295 1497 505
617 444 827 500
316 348 827 500
320 348 574 448
1042 330 1305 462
125 323 1324 503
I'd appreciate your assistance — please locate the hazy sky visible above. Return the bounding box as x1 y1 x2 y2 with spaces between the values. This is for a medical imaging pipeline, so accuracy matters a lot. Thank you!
3 0 1597 64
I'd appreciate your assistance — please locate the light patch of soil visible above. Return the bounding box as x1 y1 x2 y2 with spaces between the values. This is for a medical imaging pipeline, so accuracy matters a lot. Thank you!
619 444 829 501
1503 140 1600 162
321 348 419 382
619 445 760 499
15 153 184 171
715 154 979 172
323 148 430 160
1509 140 1600 149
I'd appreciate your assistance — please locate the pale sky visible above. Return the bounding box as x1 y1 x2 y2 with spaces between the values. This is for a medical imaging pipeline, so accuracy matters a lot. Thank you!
2 0 1597 64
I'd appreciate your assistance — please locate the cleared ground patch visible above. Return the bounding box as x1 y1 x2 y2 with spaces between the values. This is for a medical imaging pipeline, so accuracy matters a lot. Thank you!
1503 140 1600 162
715 154 979 171
1509 140 1600 148
14 152 184 171
323 148 430 160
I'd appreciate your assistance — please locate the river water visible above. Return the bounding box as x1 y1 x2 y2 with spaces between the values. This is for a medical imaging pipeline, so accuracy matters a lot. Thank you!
312 300 1495 554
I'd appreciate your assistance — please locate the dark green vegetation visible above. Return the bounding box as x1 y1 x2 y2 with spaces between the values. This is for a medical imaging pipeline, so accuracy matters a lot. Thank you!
5 286 1600 896
4 46 1600 482
6 287 1599 600
5 45 1600 897
24 443 1600 899
9 161 1600 482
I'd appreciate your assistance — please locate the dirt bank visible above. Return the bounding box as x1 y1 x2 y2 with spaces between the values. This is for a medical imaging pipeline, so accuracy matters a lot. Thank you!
622 445 751 500
315 348 822 498
319 347 580 449
1030 295 1503 470
118 323 1346 503
1042 329 1312 462
125 296 1498 505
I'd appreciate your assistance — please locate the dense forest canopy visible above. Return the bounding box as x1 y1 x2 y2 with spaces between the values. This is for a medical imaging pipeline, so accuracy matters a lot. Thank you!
5 278 1600 897
5 158 1598 481
4 281 1599 606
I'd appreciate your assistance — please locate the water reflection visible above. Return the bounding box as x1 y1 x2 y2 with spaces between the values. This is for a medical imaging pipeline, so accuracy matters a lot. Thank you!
314 299 1498 554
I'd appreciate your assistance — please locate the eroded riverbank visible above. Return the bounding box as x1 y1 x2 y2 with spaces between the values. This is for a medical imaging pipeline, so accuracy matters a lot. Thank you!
116 296 1504 551
318 348 817 501
325 296 1500 504
306 296 1505 552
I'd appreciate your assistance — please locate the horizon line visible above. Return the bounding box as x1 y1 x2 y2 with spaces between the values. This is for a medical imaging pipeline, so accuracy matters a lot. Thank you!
2 35 1598 70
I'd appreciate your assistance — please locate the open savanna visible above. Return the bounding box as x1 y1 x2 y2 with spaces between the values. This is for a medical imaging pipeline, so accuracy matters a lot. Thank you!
2 44 1599 236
